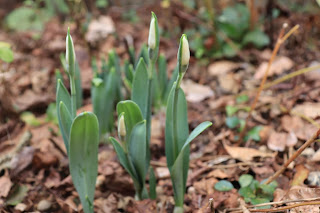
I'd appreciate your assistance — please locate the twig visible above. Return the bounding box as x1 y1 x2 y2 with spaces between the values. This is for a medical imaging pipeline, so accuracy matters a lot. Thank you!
262 65 320 90
227 197 320 212
264 127 320 184
237 24 300 143
249 201 320 212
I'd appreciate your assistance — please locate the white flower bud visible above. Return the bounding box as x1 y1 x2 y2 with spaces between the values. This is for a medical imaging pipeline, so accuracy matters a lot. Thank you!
181 35 190 66
148 17 156 49
118 114 126 138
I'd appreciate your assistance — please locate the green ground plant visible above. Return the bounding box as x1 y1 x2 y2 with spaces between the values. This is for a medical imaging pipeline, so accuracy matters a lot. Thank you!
187 3 269 59
56 29 99 213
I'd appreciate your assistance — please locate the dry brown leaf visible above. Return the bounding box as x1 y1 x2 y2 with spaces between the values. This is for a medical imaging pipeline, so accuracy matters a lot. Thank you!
181 79 214 102
218 73 240 93
311 149 320 162
0 171 12 198
208 60 239 76
85 16 115 45
267 131 287 152
223 143 276 162
254 56 294 79
207 169 230 179
291 165 309 186
292 102 320 119
281 115 318 140
305 61 320 81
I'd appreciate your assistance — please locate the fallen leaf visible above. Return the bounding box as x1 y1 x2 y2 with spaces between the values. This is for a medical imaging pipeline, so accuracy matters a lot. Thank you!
218 73 240 93
307 171 320 186
181 79 214 102
281 115 318 140
291 165 309 186
254 56 294 79
0 171 12 198
286 131 298 147
311 149 320 162
85 16 115 45
155 167 170 179
292 102 320 119
223 143 276 162
305 61 320 81
208 61 239 76
267 131 287 152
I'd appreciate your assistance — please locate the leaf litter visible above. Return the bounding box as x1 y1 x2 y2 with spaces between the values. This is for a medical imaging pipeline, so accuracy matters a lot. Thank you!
1 2 320 212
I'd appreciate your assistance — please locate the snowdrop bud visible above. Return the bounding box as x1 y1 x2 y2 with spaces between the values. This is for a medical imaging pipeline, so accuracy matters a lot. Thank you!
66 28 76 76
148 17 156 49
181 35 190 66
118 114 126 140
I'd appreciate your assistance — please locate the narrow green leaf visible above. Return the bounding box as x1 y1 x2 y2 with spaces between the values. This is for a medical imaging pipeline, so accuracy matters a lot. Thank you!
215 180 234 192
56 79 71 150
75 62 83 109
164 67 178 104
128 121 147 183
149 167 157 200
165 84 189 169
110 137 138 182
59 101 72 153
136 44 149 67
69 112 99 213
170 121 212 205
132 58 149 119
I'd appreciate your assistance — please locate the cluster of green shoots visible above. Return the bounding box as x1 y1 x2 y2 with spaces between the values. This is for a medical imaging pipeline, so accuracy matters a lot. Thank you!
56 12 212 213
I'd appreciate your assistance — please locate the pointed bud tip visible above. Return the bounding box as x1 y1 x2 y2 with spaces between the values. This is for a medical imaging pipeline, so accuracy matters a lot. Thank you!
148 16 156 49
181 34 190 66
118 115 126 138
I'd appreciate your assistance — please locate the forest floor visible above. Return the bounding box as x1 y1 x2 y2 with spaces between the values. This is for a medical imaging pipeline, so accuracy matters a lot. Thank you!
2 1 320 212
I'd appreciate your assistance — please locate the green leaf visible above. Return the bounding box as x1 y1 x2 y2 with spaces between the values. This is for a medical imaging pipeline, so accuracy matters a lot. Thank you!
243 30 270 48
158 54 168 102
236 94 249 104
226 116 241 129
56 79 71 150
131 58 152 163
0 42 14 63
136 44 149 67
165 84 189 169
6 184 28 206
92 68 117 135
59 101 72 153
149 167 157 199
244 126 262 142
131 58 150 120
239 174 254 188
128 120 148 199
250 197 270 208
46 102 58 125
171 121 212 206
214 180 234 192
20 111 41 126
75 62 83 109
226 105 239 117
164 67 178 105
110 137 138 183
117 100 144 143
239 186 256 198
69 112 99 213
6 7 48 32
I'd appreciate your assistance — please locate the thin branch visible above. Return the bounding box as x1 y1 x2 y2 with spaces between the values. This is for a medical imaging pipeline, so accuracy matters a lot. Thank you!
237 24 300 143
265 127 320 184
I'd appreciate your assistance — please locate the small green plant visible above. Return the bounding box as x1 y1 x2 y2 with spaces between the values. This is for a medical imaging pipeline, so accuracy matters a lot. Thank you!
6 0 68 33
110 101 151 200
0 42 14 63
238 174 277 208
187 3 269 59
165 34 212 212
56 29 99 213
225 95 262 141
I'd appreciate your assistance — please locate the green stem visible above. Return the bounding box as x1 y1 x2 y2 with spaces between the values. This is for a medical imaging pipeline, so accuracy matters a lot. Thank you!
172 73 184 160
70 74 77 119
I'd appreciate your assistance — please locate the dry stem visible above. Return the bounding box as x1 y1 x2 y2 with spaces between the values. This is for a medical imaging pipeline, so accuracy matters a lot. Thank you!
264 127 320 184
237 24 299 143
